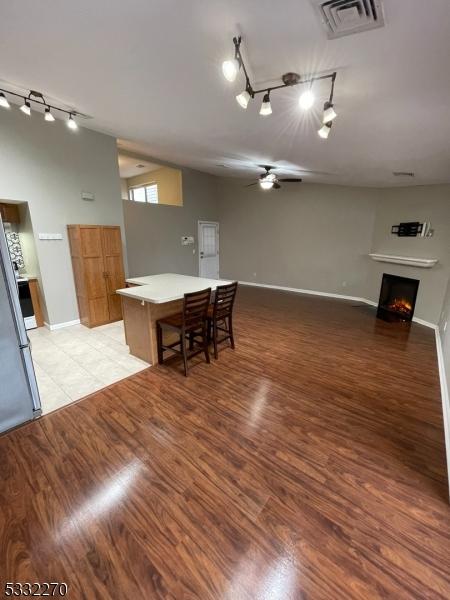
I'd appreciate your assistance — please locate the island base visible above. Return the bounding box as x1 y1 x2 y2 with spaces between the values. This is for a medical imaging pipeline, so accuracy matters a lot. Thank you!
121 296 183 365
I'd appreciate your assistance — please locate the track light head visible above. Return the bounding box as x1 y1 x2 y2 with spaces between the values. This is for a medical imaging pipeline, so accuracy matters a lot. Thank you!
222 58 240 82
259 92 272 116
236 90 250 109
323 101 337 123
67 114 78 130
299 89 315 110
318 122 332 139
44 106 55 122
0 92 10 108
20 99 31 116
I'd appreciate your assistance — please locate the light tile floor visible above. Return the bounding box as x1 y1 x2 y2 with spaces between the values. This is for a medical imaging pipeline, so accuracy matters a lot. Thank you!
28 321 150 414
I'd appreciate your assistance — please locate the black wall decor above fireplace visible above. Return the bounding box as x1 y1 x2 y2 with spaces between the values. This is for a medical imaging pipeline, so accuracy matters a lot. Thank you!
377 273 419 323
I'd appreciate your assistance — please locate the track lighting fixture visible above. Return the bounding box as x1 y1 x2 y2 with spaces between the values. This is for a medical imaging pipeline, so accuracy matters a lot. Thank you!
67 114 78 130
44 106 55 122
222 58 240 82
223 36 339 138
236 90 251 109
20 99 31 116
0 92 10 108
0 87 82 131
322 101 337 123
318 122 332 139
259 92 272 116
299 89 315 110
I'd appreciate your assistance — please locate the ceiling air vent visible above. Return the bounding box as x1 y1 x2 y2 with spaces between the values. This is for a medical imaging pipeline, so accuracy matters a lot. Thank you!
393 171 415 178
311 0 385 39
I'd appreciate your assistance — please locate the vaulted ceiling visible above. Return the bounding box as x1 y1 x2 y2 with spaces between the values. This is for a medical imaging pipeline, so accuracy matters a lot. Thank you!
1 0 450 186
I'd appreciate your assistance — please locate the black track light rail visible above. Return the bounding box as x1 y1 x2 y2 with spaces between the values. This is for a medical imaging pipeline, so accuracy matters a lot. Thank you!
0 87 82 118
233 36 337 102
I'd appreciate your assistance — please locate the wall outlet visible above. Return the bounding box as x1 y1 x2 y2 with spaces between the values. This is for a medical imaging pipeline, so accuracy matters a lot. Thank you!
342 281 347 288
253 272 257 278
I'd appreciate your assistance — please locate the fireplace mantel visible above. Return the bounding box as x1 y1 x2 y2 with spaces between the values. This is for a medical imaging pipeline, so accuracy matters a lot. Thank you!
369 253 438 268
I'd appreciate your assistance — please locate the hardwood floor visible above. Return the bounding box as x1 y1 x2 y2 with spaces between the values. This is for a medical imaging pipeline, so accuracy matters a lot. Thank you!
1 285 449 599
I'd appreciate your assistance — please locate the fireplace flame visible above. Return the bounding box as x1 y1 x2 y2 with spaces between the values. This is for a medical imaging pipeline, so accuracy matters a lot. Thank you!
387 298 413 315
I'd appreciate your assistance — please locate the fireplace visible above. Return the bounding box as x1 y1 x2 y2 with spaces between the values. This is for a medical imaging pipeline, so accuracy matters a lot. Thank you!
377 273 419 322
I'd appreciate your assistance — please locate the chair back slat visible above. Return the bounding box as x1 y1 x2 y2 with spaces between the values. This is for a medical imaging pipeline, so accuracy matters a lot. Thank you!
183 287 211 329
213 282 238 320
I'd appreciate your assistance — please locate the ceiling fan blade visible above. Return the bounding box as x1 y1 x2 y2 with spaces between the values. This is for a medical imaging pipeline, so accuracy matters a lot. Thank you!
278 178 303 183
273 182 281 189
245 182 258 187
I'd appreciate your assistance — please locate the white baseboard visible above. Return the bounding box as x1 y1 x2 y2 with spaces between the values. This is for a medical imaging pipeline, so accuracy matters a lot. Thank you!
238 280 375 306
44 319 81 331
435 329 450 499
239 280 437 328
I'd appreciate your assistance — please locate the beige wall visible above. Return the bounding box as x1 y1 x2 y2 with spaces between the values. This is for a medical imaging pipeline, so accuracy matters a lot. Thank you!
127 166 183 206
0 107 126 326
366 186 450 324
217 178 377 299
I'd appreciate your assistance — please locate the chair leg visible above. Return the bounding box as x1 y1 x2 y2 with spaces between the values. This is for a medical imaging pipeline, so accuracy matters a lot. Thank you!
157 323 164 364
229 315 235 349
181 332 189 376
203 324 210 364
213 320 218 360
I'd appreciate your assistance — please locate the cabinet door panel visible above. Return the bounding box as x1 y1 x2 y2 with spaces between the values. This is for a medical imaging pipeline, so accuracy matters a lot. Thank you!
84 257 108 298
102 227 125 322
80 227 103 257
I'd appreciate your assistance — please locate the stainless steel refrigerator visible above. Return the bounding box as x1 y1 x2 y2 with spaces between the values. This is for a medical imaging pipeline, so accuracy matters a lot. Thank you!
0 215 41 433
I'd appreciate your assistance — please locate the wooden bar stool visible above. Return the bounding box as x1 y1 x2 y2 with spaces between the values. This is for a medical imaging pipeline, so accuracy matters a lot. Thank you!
208 282 238 359
156 287 211 376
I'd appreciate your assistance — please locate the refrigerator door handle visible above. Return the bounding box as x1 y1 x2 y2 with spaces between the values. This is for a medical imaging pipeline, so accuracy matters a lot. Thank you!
0 215 29 347
21 346 42 414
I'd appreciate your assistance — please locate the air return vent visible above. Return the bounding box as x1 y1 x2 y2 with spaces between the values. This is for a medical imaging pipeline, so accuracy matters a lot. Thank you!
311 0 385 39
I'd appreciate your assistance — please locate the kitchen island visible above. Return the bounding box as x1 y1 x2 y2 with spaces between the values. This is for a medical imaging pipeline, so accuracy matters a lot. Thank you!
117 273 232 364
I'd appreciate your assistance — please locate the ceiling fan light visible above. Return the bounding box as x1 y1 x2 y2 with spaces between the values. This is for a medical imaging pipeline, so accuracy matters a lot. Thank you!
0 92 10 108
260 180 274 190
222 58 240 82
259 92 272 116
318 122 332 139
44 106 55 122
299 89 315 110
323 102 337 123
20 99 31 116
236 90 250 109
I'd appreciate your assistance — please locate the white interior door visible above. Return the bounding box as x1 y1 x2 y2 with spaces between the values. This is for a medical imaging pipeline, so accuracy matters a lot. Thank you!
198 221 219 279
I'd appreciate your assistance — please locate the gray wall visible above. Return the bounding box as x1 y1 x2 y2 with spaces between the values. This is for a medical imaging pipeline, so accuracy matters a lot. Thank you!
217 179 450 325
366 186 450 324
0 107 126 326
217 179 377 299
123 168 218 277
438 277 450 489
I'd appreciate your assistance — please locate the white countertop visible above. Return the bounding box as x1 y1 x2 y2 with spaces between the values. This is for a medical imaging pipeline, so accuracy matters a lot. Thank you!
117 273 232 304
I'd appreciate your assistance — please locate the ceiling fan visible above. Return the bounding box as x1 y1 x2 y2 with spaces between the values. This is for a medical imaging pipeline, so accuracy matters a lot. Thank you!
246 165 302 190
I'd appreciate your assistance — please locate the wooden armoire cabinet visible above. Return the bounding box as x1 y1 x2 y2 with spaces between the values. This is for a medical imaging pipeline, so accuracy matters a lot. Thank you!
67 225 126 328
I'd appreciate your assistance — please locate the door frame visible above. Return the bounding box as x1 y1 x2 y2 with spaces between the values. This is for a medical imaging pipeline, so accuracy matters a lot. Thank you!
198 221 220 278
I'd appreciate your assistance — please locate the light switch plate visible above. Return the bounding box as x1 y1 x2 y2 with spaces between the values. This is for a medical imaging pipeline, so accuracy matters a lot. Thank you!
39 233 63 240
